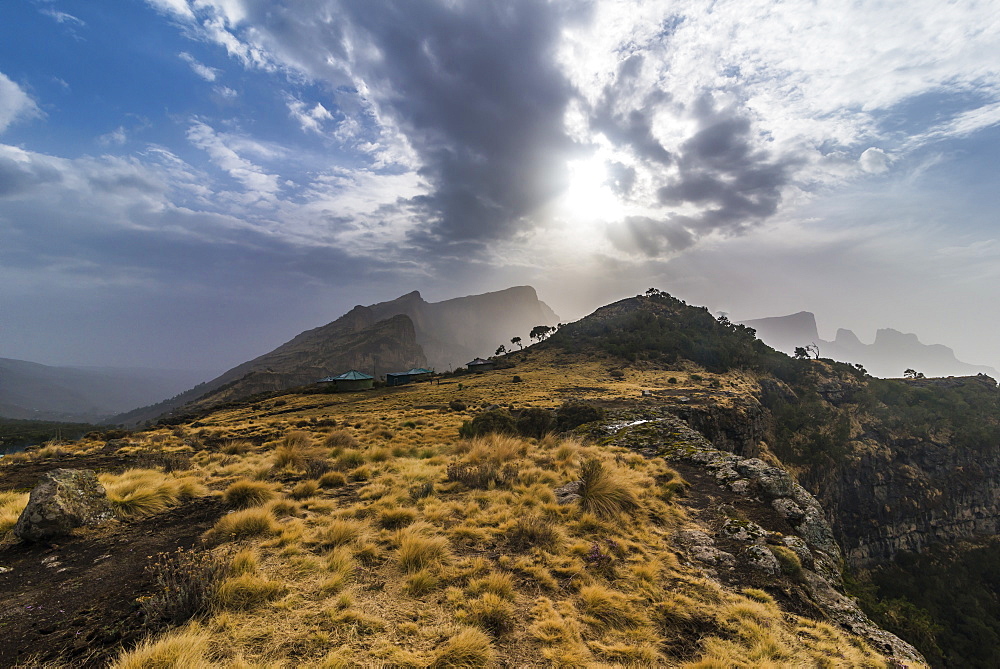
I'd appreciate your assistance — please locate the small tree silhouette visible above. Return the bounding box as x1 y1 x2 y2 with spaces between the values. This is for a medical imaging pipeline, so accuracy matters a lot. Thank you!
511 336 523 350
494 345 507 356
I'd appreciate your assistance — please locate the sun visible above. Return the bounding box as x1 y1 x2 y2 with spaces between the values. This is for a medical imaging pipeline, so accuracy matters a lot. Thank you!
558 153 627 223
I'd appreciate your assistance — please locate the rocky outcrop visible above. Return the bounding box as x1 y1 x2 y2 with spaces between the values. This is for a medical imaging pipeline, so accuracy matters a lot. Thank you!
806 432 1000 567
600 413 926 667
672 396 768 458
14 469 113 542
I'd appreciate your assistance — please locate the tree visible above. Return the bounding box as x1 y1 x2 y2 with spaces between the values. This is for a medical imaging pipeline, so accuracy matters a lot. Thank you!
794 343 820 360
529 325 555 342
904 368 925 379
511 336 523 350
794 347 810 360
494 344 507 356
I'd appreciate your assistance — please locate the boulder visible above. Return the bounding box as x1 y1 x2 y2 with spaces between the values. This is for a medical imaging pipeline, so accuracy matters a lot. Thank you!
13 469 113 542
553 480 584 505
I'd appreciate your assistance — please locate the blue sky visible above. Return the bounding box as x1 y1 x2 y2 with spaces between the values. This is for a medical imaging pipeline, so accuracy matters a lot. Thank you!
1 0 999 375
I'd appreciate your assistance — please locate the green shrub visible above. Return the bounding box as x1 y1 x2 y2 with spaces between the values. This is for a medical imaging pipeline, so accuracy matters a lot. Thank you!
515 408 555 439
458 409 517 439
556 402 605 431
141 548 227 625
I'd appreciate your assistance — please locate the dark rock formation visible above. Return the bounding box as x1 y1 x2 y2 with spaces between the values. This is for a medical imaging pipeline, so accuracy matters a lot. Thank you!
14 469 113 542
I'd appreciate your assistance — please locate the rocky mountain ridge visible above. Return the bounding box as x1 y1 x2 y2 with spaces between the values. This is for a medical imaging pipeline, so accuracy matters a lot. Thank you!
741 311 997 379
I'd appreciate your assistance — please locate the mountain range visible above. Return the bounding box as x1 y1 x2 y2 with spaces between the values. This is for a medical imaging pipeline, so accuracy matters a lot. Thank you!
741 311 998 379
109 285 558 425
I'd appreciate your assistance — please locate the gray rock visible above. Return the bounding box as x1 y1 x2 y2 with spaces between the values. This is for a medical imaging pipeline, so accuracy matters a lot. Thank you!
13 469 113 542
743 545 780 574
553 480 584 505
772 497 805 523
675 529 735 566
721 519 766 543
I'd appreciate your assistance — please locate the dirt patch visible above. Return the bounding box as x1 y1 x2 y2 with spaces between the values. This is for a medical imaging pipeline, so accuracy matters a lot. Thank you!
0 454 143 492
0 496 224 667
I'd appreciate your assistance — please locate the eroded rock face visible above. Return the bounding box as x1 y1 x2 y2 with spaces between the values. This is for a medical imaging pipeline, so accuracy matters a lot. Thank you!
14 469 113 542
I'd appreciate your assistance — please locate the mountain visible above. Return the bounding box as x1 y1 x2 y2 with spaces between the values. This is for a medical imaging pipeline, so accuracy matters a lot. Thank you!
367 285 560 371
113 309 425 425
112 285 558 425
741 311 998 378
0 358 211 422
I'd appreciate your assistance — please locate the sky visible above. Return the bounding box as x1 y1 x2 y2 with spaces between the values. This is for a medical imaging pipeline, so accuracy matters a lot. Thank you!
1 0 999 375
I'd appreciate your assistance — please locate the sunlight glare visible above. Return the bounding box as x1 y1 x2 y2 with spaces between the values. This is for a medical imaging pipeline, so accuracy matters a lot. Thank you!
559 154 626 223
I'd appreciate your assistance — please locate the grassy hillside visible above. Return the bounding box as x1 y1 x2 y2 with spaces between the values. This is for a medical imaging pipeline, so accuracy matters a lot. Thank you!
0 346 901 667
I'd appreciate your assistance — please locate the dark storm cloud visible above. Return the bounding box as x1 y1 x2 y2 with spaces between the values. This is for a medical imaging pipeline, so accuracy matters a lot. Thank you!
608 95 795 255
591 55 674 167
339 0 581 247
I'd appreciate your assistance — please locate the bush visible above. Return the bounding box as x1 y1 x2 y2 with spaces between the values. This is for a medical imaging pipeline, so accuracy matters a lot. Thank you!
515 408 556 439
141 548 227 625
556 402 605 431
449 400 468 412
459 409 517 439
223 479 275 509
578 458 639 517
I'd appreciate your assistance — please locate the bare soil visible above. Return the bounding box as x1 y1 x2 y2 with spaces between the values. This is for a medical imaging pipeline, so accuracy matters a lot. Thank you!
0 497 224 667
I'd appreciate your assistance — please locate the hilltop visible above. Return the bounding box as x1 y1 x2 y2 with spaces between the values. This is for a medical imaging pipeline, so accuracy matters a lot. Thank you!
5 289 1000 666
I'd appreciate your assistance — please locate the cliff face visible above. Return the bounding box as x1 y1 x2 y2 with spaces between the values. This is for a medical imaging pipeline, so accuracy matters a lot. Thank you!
368 285 559 370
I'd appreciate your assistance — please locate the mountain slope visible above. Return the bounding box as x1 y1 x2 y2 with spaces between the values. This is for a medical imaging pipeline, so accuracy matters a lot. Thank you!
113 309 425 425
741 311 998 378
0 358 210 422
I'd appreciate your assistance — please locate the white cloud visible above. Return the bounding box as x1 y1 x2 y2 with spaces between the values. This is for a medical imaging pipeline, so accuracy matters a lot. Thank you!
40 9 85 26
859 147 890 174
0 72 42 134
286 97 334 135
99 126 128 146
186 121 281 200
214 85 238 99
179 52 221 81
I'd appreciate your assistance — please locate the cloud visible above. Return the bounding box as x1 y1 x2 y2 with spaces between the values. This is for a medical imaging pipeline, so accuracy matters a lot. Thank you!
40 8 85 26
859 147 890 174
0 72 41 134
287 97 334 135
186 121 281 200
99 126 128 146
179 52 221 81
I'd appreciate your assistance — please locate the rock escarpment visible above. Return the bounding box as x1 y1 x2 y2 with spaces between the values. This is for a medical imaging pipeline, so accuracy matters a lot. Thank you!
597 413 926 667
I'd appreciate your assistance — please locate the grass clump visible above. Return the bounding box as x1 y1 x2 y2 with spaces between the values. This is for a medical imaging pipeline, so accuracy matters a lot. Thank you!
578 584 640 629
100 469 204 518
404 569 439 597
318 470 348 488
377 506 418 529
314 518 366 548
214 573 287 610
397 526 451 573
204 508 279 544
577 458 640 517
289 480 320 500
0 491 29 534
223 479 275 509
323 429 359 449
466 592 517 636
431 627 496 668
505 514 562 552
769 545 803 578
110 627 213 669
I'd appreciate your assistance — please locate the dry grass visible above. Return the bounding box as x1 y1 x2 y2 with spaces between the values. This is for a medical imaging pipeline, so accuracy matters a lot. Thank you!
0 491 29 534
30 350 902 668
110 626 213 669
223 479 276 509
100 469 206 518
204 508 279 544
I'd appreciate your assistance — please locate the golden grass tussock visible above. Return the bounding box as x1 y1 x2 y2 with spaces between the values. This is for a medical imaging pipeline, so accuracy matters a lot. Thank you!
99 469 205 518
397 525 452 573
318 470 347 488
403 568 439 597
431 627 496 668
0 491 29 534
466 571 515 601
203 507 279 544
461 432 528 466
214 573 287 610
223 479 276 509
578 584 644 629
230 548 259 576
577 457 640 517
323 429 359 449
376 506 417 529
110 626 213 669
312 518 367 548
464 592 517 636
289 479 319 500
